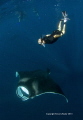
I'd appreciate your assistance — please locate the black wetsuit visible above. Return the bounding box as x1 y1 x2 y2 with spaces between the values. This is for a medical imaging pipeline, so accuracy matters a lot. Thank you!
42 30 62 44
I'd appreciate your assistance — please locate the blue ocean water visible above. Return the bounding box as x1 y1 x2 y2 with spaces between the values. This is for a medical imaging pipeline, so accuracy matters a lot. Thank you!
0 0 83 120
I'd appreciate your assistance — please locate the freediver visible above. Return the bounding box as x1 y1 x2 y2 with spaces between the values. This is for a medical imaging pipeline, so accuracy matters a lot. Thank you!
38 11 70 47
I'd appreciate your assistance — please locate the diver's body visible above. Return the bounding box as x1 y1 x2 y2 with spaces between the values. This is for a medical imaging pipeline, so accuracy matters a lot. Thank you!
41 30 63 44
38 11 69 47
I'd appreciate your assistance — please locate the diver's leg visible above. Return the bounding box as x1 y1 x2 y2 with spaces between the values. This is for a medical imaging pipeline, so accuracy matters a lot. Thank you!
62 23 66 34
57 20 62 31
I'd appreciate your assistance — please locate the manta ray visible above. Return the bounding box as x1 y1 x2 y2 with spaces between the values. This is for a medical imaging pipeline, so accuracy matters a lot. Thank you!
16 69 68 103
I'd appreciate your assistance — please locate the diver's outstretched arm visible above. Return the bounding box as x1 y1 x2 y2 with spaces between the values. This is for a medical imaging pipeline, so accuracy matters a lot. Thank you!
57 20 62 31
62 23 66 34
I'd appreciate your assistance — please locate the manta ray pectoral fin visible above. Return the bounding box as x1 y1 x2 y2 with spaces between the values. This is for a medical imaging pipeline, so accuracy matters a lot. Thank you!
57 93 68 103
53 89 68 103
43 79 68 103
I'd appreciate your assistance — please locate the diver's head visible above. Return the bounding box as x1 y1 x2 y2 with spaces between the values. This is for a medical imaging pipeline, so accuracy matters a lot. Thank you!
38 38 42 45
16 86 29 101
38 38 45 47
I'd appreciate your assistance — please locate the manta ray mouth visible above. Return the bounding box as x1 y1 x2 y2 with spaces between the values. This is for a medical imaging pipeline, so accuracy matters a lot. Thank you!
16 86 29 101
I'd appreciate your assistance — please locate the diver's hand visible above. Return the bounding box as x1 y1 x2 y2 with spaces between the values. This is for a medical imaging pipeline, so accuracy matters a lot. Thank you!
61 11 70 23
